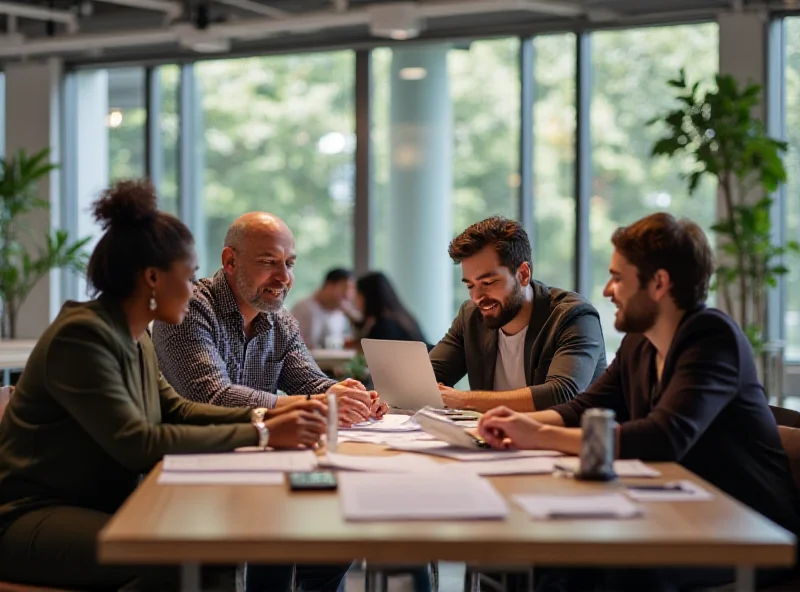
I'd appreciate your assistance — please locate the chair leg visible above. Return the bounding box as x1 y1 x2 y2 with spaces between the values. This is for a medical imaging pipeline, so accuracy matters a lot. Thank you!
429 562 439 592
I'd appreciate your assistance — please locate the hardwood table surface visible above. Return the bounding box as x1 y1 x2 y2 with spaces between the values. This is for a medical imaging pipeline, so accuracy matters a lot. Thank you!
98 442 796 568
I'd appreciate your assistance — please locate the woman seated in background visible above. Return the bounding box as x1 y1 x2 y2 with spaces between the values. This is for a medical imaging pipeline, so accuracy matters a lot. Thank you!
0 181 335 591
356 272 429 348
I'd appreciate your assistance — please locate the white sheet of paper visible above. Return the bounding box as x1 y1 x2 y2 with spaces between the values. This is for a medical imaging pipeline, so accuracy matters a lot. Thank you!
445 457 560 476
389 440 563 461
320 452 441 473
342 414 420 432
157 471 285 485
553 458 661 478
162 450 317 473
624 479 713 501
514 493 642 520
337 431 436 446
339 472 509 521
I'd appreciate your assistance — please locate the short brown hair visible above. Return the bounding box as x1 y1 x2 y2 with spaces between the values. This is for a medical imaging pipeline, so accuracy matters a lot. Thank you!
611 213 714 311
448 216 532 273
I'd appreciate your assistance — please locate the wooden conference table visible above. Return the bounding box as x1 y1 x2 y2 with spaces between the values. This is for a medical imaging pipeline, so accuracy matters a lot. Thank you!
98 443 796 592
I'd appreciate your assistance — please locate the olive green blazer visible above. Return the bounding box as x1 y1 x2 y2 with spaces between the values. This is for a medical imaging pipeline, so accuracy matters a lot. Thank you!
0 295 257 529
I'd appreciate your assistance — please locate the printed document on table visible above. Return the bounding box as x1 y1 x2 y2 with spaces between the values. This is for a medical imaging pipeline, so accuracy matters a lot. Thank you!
514 493 642 520
320 452 441 473
337 431 436 446
625 479 713 501
339 472 509 521
553 458 661 478
445 457 560 476
342 414 420 432
158 471 285 485
162 450 317 472
389 440 563 461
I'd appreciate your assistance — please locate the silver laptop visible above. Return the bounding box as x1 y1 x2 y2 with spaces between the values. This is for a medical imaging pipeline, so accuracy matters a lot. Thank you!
361 338 444 410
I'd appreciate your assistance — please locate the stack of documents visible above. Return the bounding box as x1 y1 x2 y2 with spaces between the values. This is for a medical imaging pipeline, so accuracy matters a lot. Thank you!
342 414 420 432
158 450 318 485
389 440 563 461
514 493 642 520
339 472 509 521
319 452 441 473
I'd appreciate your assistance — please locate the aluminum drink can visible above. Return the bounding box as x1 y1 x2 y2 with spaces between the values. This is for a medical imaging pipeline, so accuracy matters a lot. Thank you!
578 408 616 481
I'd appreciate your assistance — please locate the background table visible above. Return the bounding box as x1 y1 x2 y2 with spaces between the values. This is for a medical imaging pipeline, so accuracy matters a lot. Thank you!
0 339 36 385
309 348 357 374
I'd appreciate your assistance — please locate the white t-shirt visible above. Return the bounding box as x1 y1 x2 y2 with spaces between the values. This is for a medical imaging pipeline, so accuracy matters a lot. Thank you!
493 325 529 391
290 295 350 349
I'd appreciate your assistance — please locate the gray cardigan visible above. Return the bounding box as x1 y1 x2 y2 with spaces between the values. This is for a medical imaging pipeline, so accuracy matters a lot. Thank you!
429 280 608 409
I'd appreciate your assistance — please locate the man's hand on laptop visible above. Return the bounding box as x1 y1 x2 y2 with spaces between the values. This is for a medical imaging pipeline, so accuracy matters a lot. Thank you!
438 383 468 409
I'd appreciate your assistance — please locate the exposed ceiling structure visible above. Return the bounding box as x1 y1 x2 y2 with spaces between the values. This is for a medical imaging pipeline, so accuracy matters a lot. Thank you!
0 0 793 65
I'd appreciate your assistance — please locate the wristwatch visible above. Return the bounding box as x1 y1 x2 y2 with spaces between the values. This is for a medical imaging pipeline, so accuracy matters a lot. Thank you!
253 420 270 449
250 407 269 422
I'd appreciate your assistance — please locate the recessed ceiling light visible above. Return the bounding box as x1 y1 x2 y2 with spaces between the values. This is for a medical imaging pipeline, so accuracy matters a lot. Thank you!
399 67 427 80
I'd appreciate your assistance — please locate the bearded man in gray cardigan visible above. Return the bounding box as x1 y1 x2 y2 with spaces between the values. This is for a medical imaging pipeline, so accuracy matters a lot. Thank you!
430 216 607 412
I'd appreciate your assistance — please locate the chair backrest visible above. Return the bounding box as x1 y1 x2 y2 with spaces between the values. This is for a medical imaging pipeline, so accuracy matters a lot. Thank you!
778 425 800 494
771 405 800 428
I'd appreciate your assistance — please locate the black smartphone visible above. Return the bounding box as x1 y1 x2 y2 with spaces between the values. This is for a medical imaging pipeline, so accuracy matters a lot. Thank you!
288 471 338 491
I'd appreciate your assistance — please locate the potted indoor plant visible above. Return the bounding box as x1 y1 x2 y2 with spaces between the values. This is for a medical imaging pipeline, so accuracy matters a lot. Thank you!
649 69 798 355
0 148 90 338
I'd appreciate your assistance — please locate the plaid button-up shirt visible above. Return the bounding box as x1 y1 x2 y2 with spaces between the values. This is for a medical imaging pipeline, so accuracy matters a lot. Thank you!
152 269 336 408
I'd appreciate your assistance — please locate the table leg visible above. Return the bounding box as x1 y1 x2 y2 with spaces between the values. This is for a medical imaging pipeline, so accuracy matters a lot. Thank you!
468 572 481 592
734 566 755 592
181 562 202 592
365 570 382 592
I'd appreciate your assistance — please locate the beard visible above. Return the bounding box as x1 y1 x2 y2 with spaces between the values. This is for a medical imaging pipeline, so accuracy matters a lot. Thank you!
614 289 658 333
234 267 285 313
479 280 525 330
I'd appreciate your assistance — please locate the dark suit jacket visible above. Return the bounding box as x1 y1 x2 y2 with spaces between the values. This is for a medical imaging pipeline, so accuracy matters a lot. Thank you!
552 305 800 538
429 280 607 409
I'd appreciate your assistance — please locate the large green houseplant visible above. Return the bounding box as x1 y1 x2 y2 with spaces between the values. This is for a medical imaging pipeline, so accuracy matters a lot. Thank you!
0 148 90 339
650 70 798 353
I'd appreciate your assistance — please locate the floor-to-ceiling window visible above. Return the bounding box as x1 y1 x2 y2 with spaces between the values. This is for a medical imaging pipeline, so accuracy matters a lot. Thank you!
590 23 720 354
782 17 800 360
107 68 146 182
371 39 519 342
196 51 355 304
532 33 576 290
152 65 180 216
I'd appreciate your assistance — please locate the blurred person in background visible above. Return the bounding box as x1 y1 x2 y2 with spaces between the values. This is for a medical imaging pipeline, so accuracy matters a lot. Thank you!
291 267 361 350
355 271 429 348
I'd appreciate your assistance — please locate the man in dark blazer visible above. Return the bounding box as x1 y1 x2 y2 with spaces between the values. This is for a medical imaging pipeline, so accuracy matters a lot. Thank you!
478 212 800 590
430 216 607 412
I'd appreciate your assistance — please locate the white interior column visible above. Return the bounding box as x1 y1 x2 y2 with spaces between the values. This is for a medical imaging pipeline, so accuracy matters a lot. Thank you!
72 71 110 300
5 59 62 339
387 44 453 343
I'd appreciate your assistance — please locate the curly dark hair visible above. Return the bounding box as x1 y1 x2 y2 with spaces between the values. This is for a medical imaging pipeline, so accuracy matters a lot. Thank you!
87 179 194 299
